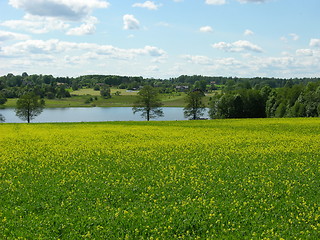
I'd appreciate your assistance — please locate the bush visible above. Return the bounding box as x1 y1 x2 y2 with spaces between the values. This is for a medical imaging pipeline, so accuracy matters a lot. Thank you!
0 94 7 105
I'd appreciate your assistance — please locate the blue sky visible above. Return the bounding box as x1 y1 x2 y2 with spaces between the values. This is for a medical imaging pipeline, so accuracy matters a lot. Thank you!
0 0 319 79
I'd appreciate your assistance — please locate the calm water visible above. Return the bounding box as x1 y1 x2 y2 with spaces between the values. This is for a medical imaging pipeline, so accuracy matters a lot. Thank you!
0 107 209 123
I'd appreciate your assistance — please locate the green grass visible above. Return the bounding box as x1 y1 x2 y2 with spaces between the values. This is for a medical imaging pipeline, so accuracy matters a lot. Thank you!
2 91 213 108
0 118 319 239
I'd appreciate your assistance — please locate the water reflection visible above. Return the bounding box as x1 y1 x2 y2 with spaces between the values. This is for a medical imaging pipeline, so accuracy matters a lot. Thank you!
0 107 209 123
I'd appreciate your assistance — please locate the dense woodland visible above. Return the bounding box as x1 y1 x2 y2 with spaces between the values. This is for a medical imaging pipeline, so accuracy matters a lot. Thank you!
0 72 320 118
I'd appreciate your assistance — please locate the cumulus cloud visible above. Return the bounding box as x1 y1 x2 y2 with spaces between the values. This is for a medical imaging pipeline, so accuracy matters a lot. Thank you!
183 55 214 65
310 39 320 48
289 33 299 41
296 49 313 56
179 51 320 78
66 17 98 35
123 14 140 30
244 29 254 36
0 30 30 41
205 0 226 5
0 39 167 60
157 22 171 27
132 1 161 10
8 0 110 21
200 26 213 33
66 23 95 35
1 15 70 34
212 40 263 53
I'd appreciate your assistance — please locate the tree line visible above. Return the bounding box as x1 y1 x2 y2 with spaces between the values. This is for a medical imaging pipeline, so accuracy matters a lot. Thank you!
1 72 319 122
210 81 320 119
1 72 319 99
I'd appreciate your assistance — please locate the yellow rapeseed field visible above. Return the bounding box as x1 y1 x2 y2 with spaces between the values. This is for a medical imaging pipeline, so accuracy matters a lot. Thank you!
0 118 319 239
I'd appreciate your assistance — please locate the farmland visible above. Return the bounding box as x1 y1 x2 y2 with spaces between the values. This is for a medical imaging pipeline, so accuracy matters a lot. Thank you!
0 118 319 239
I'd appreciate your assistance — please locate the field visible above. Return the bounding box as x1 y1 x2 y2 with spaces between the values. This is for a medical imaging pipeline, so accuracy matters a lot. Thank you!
0 118 319 239
2 88 214 108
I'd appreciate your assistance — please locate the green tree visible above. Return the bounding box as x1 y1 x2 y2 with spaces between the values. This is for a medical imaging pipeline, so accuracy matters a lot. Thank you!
15 93 45 123
100 85 111 99
0 93 7 105
209 93 241 119
184 90 206 120
0 114 4 123
132 85 163 121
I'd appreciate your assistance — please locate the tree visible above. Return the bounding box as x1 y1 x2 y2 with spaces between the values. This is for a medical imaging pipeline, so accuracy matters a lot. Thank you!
15 93 45 123
132 85 163 121
184 89 206 120
100 85 111 99
0 94 7 105
0 114 4 123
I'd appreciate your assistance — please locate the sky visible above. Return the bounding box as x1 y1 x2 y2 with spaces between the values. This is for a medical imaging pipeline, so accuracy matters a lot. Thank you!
0 0 319 79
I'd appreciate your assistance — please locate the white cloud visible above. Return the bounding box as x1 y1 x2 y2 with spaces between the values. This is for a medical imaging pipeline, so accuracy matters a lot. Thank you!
200 26 213 33
289 33 299 41
310 39 320 48
0 30 30 41
244 29 254 36
131 46 167 57
132 1 161 10
8 0 110 21
123 14 140 30
66 23 95 36
205 0 226 5
212 40 263 53
183 55 214 65
157 22 171 27
147 65 160 72
1 15 70 34
296 49 313 56
66 17 98 35
181 51 320 78
0 39 166 60
0 39 168 76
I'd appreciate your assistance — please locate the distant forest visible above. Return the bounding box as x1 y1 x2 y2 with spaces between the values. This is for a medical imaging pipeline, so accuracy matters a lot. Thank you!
1 73 320 118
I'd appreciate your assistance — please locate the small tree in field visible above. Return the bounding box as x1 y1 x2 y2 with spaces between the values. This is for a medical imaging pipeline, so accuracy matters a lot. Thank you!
100 85 111 99
184 89 206 120
0 93 7 105
15 93 45 123
0 114 4 123
132 85 164 121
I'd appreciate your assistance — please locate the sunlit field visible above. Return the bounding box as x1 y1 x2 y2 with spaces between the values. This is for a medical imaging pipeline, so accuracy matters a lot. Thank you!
0 119 319 239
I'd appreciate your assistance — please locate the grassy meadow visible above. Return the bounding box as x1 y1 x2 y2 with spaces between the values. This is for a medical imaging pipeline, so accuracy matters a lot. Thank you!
2 88 214 108
0 118 319 239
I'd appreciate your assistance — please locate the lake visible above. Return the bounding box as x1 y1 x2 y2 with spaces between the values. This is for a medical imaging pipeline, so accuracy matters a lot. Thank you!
0 107 209 123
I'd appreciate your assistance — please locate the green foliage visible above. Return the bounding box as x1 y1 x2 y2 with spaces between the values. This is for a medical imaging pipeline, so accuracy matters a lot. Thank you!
100 85 111 99
266 83 320 118
71 80 79 91
184 90 206 120
0 94 7 105
132 85 163 121
210 89 266 119
1 73 320 116
15 93 45 123
212 82 320 119
114 91 121 96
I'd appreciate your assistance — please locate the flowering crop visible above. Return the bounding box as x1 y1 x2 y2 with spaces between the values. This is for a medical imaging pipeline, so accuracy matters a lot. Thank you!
0 118 319 239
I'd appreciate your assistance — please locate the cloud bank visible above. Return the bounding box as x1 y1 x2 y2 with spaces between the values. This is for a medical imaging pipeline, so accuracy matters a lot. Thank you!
8 0 110 21
212 40 263 53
